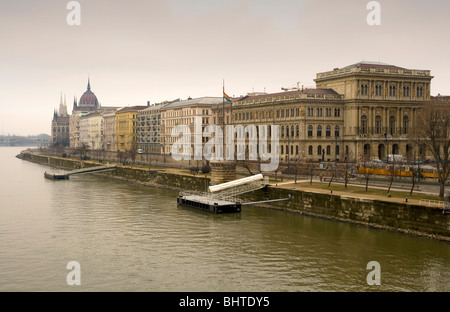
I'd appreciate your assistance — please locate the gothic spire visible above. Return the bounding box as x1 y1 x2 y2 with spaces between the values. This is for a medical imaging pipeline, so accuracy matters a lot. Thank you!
87 77 91 91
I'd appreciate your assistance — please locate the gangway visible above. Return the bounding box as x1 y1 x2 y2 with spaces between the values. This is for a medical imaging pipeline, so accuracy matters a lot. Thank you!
44 165 117 180
208 174 269 198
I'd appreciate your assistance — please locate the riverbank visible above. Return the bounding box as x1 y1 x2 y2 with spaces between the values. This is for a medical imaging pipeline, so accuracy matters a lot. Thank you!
16 150 449 242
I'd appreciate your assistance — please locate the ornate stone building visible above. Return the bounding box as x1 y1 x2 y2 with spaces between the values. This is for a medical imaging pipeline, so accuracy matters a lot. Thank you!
233 89 344 164
232 61 434 165
69 79 100 148
50 94 70 147
315 61 432 162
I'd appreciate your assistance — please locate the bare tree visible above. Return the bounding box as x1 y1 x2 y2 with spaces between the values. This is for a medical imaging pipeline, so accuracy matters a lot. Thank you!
360 158 374 192
340 150 354 189
305 159 315 185
409 164 420 196
76 143 90 167
413 101 450 198
327 162 338 187
118 151 128 165
387 158 399 194
235 160 257 175
292 152 304 184
130 140 138 164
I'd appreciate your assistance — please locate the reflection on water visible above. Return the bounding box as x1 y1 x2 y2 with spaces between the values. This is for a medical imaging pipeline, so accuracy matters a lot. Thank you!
0 147 449 291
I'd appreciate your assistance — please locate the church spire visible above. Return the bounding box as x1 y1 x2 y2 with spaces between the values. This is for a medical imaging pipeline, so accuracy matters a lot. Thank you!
87 77 91 91
73 96 78 111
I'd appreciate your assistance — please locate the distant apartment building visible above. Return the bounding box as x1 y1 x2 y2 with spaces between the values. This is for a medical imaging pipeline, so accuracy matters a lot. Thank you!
78 115 89 147
160 97 223 157
103 112 117 152
86 112 104 150
115 106 148 152
137 102 165 154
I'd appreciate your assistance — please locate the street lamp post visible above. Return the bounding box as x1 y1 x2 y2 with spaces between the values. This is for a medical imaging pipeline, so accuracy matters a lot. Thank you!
385 132 389 164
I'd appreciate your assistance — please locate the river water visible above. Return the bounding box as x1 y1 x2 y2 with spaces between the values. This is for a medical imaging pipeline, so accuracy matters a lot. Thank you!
0 147 448 292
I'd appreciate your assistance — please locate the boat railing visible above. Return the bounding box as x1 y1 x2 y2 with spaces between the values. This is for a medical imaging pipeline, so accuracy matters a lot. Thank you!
179 190 241 204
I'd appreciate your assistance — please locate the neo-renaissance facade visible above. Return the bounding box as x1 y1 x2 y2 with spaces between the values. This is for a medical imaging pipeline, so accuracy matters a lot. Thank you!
232 61 435 163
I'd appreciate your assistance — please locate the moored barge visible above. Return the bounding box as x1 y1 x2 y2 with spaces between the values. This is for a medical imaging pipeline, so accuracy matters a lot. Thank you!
177 193 241 214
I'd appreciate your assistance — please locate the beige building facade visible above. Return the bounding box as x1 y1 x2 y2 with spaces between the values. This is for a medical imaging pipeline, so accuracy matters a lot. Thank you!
232 61 434 166
103 112 116 152
232 89 345 164
160 97 223 158
315 61 432 162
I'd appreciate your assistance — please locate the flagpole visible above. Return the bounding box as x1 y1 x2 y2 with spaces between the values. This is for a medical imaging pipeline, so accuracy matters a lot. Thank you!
223 79 225 129
223 79 225 159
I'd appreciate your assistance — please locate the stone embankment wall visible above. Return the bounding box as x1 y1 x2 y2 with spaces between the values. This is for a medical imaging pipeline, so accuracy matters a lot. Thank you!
240 187 449 241
17 152 210 192
18 152 449 241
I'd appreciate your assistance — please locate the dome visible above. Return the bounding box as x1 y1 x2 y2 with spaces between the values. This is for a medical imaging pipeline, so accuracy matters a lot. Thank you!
78 79 99 108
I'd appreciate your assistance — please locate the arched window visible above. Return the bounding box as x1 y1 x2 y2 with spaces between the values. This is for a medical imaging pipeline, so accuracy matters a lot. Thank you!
308 125 313 137
317 125 322 137
392 144 399 155
389 116 396 135
403 116 409 134
417 86 424 97
326 125 331 137
361 84 368 96
296 125 300 137
308 145 313 155
335 125 340 137
317 145 322 155
296 145 299 155
375 116 382 134
326 145 331 155
281 145 284 155
281 126 284 137
291 126 294 137
361 115 368 135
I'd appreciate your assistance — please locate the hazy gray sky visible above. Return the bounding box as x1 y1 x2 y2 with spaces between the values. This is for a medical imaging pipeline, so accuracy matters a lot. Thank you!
1 0 449 135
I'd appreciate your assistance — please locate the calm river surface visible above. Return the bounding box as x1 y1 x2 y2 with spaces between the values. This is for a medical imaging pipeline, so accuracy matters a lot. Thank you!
0 147 448 292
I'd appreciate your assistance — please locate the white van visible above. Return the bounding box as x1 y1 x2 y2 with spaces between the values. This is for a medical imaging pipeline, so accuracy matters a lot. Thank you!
387 154 405 163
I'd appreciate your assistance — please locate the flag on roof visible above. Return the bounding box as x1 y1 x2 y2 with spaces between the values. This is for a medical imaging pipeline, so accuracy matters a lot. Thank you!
223 91 232 102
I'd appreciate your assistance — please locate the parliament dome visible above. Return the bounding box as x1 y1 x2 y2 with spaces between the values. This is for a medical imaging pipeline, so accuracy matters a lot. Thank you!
78 79 99 108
